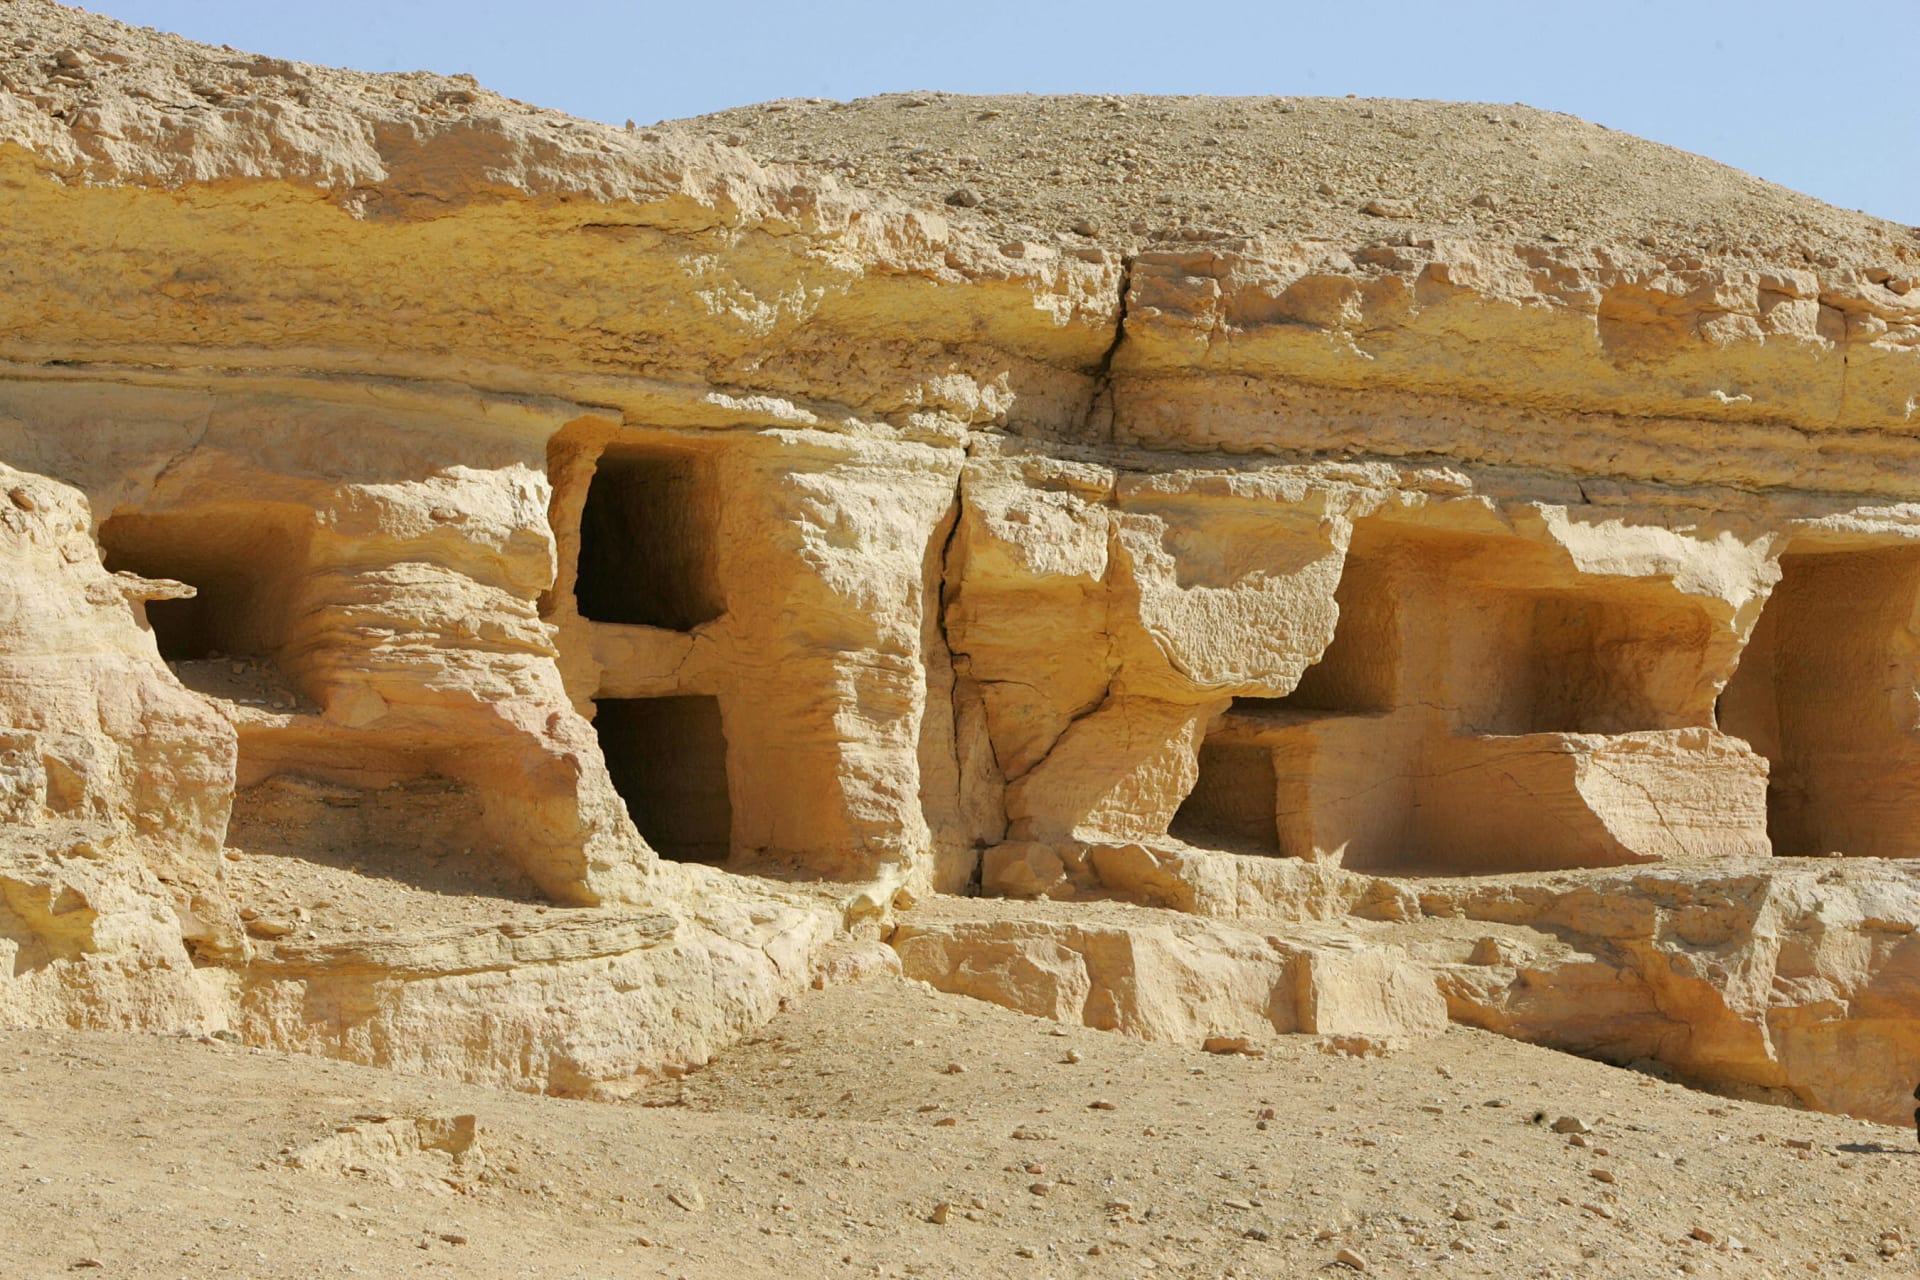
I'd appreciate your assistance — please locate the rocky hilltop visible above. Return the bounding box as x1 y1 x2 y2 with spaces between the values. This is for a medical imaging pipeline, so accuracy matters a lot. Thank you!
4 0 1920 1134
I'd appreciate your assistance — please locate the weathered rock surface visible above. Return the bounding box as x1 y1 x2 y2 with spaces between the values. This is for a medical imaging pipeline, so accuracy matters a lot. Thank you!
1428 860 1920 1125
898 859 1920 1126
892 907 1448 1045
3 0 1920 1117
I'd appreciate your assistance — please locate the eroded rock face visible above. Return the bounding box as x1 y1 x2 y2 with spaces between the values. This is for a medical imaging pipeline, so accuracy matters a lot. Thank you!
4 0 1920 1111
0 462 232 1027
897 861 1920 1126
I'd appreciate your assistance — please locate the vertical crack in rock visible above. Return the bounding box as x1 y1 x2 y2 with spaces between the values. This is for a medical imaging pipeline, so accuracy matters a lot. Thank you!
929 473 977 891
933 471 966 774
1079 254 1135 444
144 412 215 501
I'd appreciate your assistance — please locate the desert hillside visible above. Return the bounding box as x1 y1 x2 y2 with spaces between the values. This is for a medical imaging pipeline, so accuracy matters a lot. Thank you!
689 91 1910 262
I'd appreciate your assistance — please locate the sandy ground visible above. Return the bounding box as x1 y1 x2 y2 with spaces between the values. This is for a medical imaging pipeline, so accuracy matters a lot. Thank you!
5 974 1918 1280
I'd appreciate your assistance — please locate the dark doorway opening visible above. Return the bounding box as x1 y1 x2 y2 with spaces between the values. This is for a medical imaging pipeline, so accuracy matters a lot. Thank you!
1718 548 1920 857
594 695 733 863
574 447 723 631
98 510 305 664
1169 740 1281 855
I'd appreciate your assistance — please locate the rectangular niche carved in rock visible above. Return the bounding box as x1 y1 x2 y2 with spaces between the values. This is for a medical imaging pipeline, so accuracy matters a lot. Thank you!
1169 740 1281 855
574 445 724 631
593 695 733 864
99 509 306 663
1718 547 1920 858
1515 593 1704 735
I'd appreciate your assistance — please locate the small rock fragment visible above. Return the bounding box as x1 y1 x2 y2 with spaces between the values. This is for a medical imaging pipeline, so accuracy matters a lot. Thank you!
1550 1116 1591 1134
1335 1246 1368 1271
945 188 980 208
1202 1036 1263 1057
1360 198 1416 219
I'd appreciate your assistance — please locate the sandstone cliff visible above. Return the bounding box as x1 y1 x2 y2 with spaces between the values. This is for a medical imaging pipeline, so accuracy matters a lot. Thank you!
4 0 1920 1121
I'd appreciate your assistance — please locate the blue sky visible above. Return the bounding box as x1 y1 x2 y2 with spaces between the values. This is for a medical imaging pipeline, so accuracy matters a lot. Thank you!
95 0 1919 226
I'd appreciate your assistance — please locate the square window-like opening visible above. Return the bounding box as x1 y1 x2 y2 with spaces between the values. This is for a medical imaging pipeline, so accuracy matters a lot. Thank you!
1442 584 1705 737
1517 593 1703 735
1169 740 1280 855
593 695 733 863
574 447 723 631
98 510 305 665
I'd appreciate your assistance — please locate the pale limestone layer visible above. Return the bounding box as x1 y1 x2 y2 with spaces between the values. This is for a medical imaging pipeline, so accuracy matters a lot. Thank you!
895 859 1920 1126
892 914 1448 1046
232 887 838 1098
3 2 1920 1112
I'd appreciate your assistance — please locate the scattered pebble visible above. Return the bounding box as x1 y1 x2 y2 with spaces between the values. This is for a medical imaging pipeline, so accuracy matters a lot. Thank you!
1202 1036 1263 1057
1360 197 1415 219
